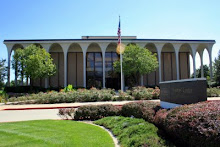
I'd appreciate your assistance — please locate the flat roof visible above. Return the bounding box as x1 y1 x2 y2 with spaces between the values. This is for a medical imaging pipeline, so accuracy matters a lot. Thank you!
3 36 216 43
4 38 216 42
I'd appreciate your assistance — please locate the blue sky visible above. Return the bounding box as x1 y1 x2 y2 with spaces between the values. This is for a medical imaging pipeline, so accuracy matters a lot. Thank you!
0 0 219 77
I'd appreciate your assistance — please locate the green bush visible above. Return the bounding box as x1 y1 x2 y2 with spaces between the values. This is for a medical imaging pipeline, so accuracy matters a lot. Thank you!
94 116 173 147
74 104 121 120
207 87 220 97
121 101 160 123
155 101 220 147
130 86 160 100
112 90 134 101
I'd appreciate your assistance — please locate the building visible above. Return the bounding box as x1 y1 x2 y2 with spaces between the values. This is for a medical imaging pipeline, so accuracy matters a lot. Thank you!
4 36 215 89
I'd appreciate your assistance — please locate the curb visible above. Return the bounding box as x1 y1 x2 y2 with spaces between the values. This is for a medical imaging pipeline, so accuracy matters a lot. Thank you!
1 104 123 111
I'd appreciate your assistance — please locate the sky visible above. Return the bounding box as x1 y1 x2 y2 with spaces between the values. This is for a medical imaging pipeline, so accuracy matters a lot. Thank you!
0 0 219 79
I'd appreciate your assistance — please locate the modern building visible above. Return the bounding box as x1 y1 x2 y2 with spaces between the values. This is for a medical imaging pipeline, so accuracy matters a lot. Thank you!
4 36 215 89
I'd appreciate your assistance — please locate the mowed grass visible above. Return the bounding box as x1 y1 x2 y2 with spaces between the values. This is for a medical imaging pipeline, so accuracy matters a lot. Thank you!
0 120 114 147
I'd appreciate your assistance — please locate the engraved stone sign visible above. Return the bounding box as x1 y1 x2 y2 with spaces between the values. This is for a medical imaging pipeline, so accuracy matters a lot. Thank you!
159 78 207 108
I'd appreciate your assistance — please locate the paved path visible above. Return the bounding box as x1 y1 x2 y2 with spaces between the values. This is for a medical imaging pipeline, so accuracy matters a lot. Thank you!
0 109 60 123
0 100 160 111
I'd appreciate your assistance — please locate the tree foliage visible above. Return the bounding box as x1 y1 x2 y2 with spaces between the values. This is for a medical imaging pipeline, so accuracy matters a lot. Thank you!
214 50 220 85
12 44 56 83
191 65 210 78
0 59 7 89
113 44 158 87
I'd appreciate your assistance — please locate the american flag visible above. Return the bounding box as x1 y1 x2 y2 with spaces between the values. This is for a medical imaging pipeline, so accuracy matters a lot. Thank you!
117 16 121 45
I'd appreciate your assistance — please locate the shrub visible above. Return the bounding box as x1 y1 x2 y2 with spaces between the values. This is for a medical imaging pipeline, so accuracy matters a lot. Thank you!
58 108 75 119
121 101 160 123
94 116 173 147
160 101 220 147
130 86 160 100
207 87 220 97
113 90 134 101
74 104 121 120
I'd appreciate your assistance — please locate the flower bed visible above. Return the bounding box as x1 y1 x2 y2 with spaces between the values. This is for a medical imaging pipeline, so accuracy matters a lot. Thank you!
94 116 173 147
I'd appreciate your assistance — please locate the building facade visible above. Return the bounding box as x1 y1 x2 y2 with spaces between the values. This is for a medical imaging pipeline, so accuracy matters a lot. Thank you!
4 36 215 89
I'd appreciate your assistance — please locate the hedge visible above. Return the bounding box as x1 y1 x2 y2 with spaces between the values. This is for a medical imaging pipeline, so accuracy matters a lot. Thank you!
58 104 121 120
121 101 160 123
154 101 220 147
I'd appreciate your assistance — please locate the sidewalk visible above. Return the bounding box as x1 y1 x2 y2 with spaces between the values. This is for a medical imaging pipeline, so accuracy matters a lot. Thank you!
0 98 218 111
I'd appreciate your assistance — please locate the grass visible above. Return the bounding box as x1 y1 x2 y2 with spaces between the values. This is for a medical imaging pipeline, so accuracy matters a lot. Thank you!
95 116 174 147
0 120 114 147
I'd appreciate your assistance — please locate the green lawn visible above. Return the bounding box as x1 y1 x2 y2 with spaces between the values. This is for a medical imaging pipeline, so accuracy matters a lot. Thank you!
0 120 114 147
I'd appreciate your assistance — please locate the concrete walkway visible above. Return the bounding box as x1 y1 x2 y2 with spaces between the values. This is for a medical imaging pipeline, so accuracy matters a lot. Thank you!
0 97 219 111
0 100 147 111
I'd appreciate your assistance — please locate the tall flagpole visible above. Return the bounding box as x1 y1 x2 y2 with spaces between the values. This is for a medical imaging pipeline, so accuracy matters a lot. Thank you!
119 16 123 92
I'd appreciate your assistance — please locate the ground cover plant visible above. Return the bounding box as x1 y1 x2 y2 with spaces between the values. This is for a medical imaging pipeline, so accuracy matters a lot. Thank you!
95 116 173 147
0 120 114 147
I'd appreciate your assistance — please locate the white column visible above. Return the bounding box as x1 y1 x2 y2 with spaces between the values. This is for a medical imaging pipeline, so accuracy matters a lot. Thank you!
199 51 204 78
102 50 106 88
155 44 163 82
208 50 213 79
7 53 11 86
192 52 196 78
174 44 181 80
64 51 68 87
80 43 89 88
83 51 86 88
42 44 51 88
60 43 70 88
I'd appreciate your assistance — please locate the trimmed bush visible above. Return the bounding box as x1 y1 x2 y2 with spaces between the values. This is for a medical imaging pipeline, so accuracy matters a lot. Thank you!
121 101 160 123
130 86 160 100
207 87 220 97
74 104 121 120
156 101 220 147
95 116 173 147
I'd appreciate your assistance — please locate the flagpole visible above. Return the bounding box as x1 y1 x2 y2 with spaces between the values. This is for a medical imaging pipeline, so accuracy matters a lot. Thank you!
119 16 123 92
120 34 123 92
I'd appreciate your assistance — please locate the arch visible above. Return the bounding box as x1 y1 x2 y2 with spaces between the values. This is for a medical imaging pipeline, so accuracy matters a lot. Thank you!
145 43 157 52
67 43 83 87
49 43 64 88
179 43 191 79
86 43 103 88
161 43 176 81
105 43 120 89
11 44 24 54
49 43 63 52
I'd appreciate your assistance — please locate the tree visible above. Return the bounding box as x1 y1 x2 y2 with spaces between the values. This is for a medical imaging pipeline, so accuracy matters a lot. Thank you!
214 50 220 85
13 44 56 86
191 65 210 78
0 59 7 89
113 44 158 87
